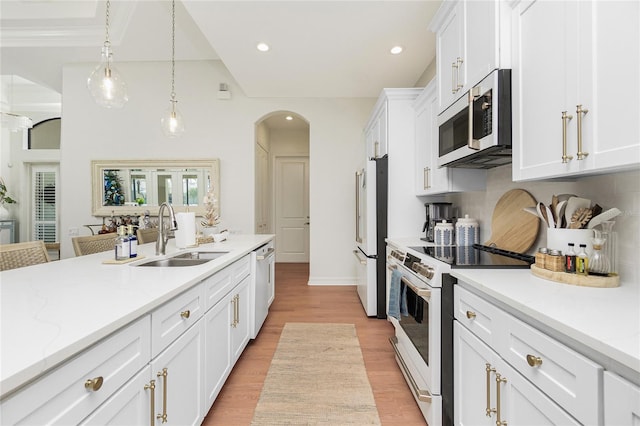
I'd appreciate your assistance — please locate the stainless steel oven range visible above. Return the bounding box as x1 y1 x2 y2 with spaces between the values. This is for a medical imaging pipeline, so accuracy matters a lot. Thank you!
386 245 447 426
386 242 535 426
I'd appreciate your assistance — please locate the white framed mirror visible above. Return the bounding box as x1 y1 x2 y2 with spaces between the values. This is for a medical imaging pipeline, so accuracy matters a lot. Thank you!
91 159 220 217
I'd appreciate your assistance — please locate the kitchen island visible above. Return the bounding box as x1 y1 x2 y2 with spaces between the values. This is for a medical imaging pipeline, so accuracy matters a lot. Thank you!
0 234 274 424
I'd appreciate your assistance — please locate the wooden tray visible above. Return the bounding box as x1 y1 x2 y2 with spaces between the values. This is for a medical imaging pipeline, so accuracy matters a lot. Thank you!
102 255 145 265
531 264 620 288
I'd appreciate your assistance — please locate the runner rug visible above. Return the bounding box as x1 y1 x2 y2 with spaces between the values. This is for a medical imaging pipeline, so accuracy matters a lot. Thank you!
251 322 381 425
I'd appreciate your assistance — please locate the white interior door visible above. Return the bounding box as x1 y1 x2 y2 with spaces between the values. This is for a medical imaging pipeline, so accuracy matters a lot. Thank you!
274 156 309 262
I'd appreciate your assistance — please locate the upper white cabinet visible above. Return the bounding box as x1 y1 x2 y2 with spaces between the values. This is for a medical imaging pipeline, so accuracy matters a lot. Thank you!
365 101 388 159
413 80 487 196
430 0 509 114
511 0 640 181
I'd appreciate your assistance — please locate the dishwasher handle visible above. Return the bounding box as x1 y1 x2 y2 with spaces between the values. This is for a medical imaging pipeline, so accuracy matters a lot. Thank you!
256 247 275 260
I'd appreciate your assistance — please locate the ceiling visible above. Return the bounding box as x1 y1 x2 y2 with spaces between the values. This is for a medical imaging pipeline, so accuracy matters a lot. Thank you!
1 0 441 103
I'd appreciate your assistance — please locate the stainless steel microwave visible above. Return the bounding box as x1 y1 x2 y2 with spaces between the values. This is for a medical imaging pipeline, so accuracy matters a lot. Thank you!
437 69 512 169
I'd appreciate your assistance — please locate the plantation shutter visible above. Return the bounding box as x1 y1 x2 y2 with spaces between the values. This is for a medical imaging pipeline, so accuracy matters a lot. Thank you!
33 169 58 243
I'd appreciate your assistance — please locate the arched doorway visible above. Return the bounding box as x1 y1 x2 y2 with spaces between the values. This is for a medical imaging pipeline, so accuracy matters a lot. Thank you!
255 111 310 262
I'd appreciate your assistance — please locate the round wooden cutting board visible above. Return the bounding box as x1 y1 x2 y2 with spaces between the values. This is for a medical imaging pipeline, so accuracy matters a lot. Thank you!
484 189 540 253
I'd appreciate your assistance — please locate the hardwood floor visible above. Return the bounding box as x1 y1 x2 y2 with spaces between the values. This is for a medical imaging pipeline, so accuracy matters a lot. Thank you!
202 263 427 426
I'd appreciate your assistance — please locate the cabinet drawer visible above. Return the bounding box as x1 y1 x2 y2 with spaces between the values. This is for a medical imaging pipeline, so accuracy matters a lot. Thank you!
204 267 233 311
454 285 506 349
151 284 204 358
500 313 602 425
232 254 251 283
0 316 150 426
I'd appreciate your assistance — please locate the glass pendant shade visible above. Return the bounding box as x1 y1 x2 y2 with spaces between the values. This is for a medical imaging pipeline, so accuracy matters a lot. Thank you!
161 99 185 138
87 44 128 108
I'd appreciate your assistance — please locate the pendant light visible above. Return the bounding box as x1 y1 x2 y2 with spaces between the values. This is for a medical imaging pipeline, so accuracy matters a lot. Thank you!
161 0 185 137
87 0 128 108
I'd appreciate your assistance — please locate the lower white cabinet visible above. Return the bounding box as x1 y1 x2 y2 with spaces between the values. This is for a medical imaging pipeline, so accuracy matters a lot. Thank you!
230 275 251 363
455 322 580 426
604 371 640 425
80 366 152 426
150 320 205 426
0 316 150 426
204 288 233 408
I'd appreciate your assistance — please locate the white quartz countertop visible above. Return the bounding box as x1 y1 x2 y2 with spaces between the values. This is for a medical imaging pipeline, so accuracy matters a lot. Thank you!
452 268 640 385
0 234 274 399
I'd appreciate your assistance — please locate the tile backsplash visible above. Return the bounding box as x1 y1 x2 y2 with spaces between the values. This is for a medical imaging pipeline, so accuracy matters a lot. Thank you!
444 166 640 284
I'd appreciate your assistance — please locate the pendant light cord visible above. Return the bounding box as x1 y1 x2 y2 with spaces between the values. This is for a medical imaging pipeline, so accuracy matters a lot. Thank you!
104 0 111 47
170 0 176 102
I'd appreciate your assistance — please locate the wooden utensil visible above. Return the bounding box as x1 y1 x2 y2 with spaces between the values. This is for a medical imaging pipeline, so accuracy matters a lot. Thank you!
537 202 550 228
569 207 593 229
564 197 591 227
485 189 539 253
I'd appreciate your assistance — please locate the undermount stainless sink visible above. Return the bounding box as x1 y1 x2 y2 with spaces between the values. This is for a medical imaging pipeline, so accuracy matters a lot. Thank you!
171 251 229 261
132 251 229 267
135 258 212 267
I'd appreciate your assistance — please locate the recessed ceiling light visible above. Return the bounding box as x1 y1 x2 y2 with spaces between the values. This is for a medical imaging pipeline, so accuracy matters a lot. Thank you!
390 46 403 55
257 42 270 52
285 116 293 121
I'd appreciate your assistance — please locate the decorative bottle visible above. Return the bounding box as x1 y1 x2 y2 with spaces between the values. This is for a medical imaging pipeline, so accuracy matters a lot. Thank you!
576 244 588 276
115 226 130 260
588 232 610 276
565 243 576 273
600 220 618 276
128 224 138 258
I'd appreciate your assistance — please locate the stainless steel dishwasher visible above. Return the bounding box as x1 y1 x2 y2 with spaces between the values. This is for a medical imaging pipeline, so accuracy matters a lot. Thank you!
251 241 275 338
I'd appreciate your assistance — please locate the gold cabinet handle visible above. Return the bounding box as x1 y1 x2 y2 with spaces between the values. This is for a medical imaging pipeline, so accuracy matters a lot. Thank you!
452 62 458 94
84 376 104 392
423 166 430 190
485 363 497 417
496 373 508 425
144 380 156 426
526 354 543 367
156 368 168 423
231 295 239 327
562 111 574 163
180 310 190 319
576 104 589 160
456 57 464 90
466 310 476 319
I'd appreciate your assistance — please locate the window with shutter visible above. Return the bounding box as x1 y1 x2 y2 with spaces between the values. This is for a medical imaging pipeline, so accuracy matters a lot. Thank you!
32 167 58 244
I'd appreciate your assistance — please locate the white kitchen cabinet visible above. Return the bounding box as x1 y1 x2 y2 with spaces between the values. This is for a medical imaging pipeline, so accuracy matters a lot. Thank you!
230 275 251 363
79 366 151 426
0 316 151 426
204 291 233 408
151 320 205 426
151 282 204 358
414 80 486 196
455 284 602 425
512 0 640 181
455 322 580 426
430 0 508 114
604 371 640 425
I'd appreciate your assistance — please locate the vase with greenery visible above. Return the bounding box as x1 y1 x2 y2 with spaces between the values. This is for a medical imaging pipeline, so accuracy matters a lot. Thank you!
0 178 17 219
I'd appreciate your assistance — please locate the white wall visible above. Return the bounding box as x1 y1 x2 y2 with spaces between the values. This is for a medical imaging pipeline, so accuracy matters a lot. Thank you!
60 60 375 285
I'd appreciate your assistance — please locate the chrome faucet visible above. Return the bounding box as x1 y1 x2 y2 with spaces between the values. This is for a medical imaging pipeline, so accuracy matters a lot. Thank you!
156 202 178 255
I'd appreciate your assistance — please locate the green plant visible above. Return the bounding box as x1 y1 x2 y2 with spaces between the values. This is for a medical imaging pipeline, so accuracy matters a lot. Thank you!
0 178 17 205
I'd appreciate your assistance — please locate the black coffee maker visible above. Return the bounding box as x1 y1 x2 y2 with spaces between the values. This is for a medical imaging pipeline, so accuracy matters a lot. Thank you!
422 202 455 242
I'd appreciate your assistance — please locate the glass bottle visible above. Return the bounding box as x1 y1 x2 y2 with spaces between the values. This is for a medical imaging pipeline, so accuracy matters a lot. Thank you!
576 244 588 276
600 220 618 276
588 234 610 276
127 224 138 258
115 226 130 260
565 243 576 273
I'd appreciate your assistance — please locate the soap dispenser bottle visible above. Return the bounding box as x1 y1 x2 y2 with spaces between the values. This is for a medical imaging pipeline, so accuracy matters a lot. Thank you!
128 224 138 258
115 226 130 260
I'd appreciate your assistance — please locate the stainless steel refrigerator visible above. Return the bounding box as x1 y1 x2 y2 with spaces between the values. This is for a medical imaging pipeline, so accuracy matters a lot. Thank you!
354 156 387 318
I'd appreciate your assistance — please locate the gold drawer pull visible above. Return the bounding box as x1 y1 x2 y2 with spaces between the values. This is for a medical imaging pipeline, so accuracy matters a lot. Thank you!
526 354 543 367
144 380 156 426
180 310 190 319
84 376 104 391
466 310 476 319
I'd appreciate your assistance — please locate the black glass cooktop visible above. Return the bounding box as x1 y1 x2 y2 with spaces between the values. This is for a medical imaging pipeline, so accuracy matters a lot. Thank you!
408 244 534 268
